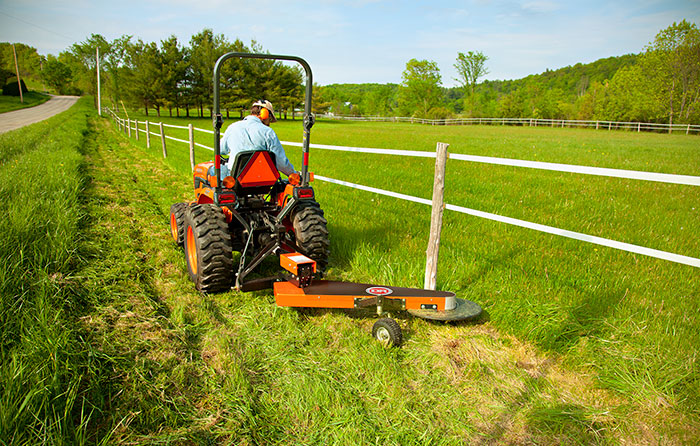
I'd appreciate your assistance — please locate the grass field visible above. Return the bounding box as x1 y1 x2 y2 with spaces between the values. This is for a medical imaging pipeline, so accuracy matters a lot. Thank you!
0 91 50 113
2 102 698 444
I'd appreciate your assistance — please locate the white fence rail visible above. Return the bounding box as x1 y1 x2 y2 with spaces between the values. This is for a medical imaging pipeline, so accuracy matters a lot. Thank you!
319 114 700 135
104 108 700 274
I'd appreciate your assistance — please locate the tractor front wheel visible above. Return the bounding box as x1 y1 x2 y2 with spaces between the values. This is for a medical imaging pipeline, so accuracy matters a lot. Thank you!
170 202 188 246
183 204 233 293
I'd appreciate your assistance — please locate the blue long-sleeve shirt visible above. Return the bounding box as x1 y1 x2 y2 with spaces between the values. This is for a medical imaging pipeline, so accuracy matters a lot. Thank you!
220 115 296 177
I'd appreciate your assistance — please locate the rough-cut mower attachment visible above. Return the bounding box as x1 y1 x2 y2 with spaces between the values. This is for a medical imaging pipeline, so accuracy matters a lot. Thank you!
274 280 482 322
272 251 482 347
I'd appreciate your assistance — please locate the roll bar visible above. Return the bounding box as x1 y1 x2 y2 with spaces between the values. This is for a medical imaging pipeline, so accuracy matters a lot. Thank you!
212 53 314 203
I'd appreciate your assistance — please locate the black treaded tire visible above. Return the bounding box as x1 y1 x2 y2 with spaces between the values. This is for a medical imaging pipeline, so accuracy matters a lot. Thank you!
292 202 330 272
183 204 233 293
372 318 402 347
170 202 188 246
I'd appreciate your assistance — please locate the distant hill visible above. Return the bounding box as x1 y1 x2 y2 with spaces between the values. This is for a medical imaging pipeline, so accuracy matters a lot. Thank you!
475 54 639 99
319 54 639 118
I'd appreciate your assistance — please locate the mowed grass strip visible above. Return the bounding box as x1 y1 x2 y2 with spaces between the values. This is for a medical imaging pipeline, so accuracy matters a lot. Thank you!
106 109 699 443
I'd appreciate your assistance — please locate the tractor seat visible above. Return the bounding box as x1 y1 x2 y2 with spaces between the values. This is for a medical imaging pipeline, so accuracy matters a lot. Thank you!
231 150 280 196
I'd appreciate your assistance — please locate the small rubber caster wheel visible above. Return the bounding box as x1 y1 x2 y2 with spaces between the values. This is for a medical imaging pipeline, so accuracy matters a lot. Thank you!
372 318 402 347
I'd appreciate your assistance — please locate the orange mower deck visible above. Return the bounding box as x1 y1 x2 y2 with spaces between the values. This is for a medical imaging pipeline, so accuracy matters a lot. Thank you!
273 279 482 322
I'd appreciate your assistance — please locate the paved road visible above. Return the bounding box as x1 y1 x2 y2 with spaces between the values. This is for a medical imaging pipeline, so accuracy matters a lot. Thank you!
0 95 80 134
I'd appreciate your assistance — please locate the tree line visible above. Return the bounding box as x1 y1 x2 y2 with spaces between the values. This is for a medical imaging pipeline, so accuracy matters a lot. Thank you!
1 21 698 124
1 30 305 118
317 20 699 125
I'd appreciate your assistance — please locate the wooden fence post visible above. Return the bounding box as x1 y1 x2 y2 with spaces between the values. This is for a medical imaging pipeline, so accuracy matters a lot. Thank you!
637 122 641 133
146 121 151 148
596 121 599 130
159 122 167 158
687 124 691 135
424 142 449 291
127 119 132 138
135 120 139 140
188 124 195 171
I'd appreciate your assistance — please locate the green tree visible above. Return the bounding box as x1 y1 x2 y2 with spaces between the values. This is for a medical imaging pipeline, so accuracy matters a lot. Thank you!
454 51 489 115
160 35 187 117
187 29 231 117
40 55 72 93
398 59 442 117
65 34 111 102
0 43 42 88
312 84 332 115
103 35 132 109
125 40 164 116
645 20 700 125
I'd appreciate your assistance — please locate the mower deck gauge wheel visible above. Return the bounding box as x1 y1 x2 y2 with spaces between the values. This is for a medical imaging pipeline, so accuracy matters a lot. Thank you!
372 318 402 347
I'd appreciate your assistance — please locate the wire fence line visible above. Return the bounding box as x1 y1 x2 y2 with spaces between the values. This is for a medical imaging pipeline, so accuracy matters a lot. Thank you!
319 114 700 135
104 108 700 269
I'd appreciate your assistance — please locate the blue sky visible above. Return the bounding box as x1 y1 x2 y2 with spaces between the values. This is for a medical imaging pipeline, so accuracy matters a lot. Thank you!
1 0 698 86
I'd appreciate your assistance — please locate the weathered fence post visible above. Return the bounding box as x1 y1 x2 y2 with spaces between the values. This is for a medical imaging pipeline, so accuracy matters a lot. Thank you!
687 124 691 135
127 119 132 138
188 124 195 171
135 120 139 141
638 122 641 133
159 122 167 158
424 142 449 291
146 121 151 148
596 121 599 130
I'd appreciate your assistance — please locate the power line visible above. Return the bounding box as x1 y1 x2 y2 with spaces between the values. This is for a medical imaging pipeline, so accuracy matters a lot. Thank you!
0 8 78 43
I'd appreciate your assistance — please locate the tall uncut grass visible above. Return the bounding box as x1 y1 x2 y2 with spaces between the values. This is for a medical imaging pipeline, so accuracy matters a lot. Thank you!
0 98 102 445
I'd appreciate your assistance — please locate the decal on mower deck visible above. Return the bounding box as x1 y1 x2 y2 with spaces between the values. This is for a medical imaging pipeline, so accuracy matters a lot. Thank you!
366 286 393 296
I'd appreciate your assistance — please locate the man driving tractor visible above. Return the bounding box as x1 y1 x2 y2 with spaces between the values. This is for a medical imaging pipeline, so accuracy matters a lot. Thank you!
219 99 297 178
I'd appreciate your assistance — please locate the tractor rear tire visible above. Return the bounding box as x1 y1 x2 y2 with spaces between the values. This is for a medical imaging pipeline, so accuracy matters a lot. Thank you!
170 202 188 246
292 202 330 272
183 204 233 293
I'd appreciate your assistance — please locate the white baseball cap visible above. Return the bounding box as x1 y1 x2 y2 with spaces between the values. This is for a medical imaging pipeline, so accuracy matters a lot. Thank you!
252 99 277 122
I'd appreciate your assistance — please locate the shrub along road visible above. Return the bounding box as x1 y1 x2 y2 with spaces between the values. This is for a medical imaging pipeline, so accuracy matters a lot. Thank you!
0 95 79 134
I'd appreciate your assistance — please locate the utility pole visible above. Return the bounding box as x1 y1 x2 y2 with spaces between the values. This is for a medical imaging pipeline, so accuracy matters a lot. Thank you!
96 47 102 116
12 44 23 103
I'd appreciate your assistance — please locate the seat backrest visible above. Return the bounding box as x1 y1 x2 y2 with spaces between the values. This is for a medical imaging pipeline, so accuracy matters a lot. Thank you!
231 150 280 196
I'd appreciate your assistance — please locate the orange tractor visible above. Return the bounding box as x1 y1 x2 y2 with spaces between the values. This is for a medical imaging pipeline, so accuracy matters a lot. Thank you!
169 53 480 346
